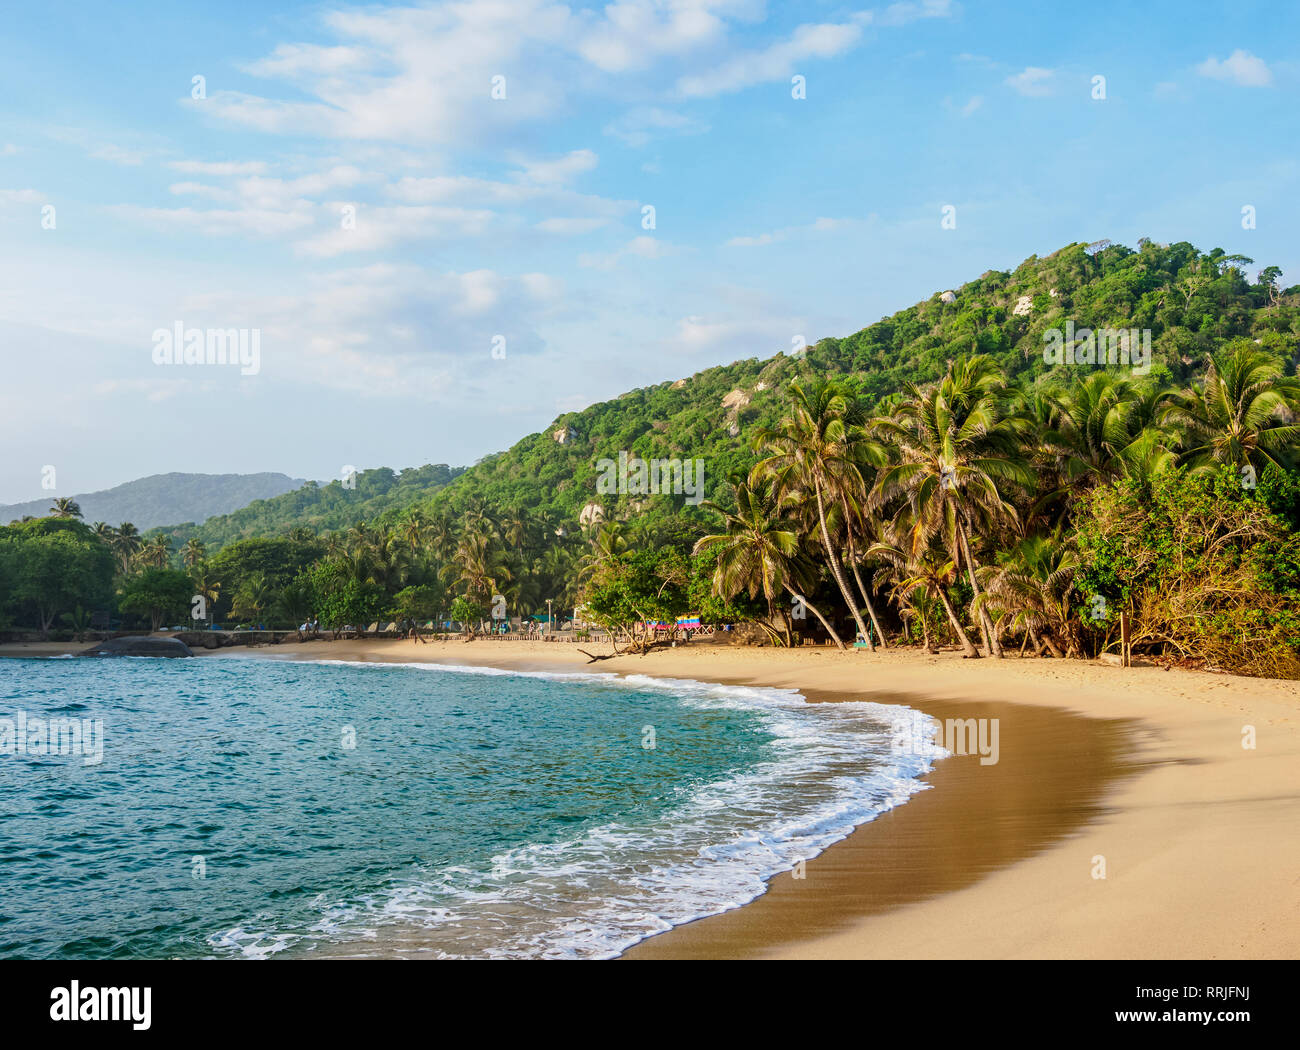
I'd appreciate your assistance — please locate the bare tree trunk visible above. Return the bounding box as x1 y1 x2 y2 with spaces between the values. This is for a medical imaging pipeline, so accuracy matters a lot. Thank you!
957 521 1001 658
815 484 870 646
791 590 846 651
841 496 886 649
935 586 980 658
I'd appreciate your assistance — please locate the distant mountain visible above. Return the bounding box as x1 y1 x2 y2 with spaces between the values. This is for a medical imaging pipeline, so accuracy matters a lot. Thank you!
148 464 466 550
0 473 307 532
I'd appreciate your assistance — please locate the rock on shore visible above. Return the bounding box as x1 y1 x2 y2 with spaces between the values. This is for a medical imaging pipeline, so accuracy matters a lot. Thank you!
78 636 194 658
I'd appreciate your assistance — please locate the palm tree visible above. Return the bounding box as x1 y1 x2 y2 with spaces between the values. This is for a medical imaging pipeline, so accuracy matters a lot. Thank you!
576 521 628 583
981 533 1080 658
871 356 1031 658
180 538 207 569
426 511 457 563
137 535 172 570
694 481 801 647
398 511 429 556
445 527 510 612
276 578 314 639
752 379 873 647
231 572 274 625
191 564 221 629
501 506 531 549
1161 341 1300 474
1042 372 1175 485
50 497 82 519
869 531 979 658
111 523 142 575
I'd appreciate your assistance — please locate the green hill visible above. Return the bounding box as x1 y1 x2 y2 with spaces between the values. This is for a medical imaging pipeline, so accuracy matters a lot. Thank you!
149 463 465 550
161 239 1298 544
420 239 1297 526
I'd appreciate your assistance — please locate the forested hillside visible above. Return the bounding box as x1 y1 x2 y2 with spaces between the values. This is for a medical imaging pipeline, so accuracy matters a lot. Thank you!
421 239 1296 527
148 464 465 550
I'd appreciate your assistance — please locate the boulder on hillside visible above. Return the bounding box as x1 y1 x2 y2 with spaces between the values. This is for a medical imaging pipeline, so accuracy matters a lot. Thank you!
78 636 194 659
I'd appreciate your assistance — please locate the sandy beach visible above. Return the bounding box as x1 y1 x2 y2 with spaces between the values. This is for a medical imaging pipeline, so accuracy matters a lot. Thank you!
5 636 1297 959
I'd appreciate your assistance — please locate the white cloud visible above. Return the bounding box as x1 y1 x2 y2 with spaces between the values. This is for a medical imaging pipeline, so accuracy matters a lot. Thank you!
603 107 710 147
675 1 953 97
108 203 315 237
579 235 674 270
167 160 269 176
535 216 608 235
575 0 742 73
672 314 803 357
1005 66 1055 97
295 204 496 257
677 20 864 98
726 216 861 247
1196 49 1272 87
193 1 576 143
95 378 191 402
90 144 147 165
512 149 598 186
208 262 565 395
0 188 43 205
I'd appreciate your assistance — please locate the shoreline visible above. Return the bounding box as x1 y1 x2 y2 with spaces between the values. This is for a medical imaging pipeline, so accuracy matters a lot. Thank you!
6 637 1298 958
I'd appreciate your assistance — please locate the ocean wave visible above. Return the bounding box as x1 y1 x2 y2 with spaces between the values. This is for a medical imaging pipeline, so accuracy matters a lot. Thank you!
213 659 947 959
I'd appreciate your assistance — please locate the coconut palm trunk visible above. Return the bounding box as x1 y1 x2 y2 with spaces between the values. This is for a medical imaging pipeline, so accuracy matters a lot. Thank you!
934 584 980 658
792 590 846 650
839 495 886 649
957 519 1001 657
814 483 871 646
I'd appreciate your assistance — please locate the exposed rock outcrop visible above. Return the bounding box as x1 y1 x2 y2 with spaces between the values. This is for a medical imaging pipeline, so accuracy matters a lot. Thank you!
78 636 194 658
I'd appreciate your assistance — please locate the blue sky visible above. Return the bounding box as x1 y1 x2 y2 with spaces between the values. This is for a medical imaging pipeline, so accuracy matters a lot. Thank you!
1 0 1296 504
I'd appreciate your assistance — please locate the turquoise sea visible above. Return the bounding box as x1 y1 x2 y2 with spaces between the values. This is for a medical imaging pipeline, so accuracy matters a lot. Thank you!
0 656 942 959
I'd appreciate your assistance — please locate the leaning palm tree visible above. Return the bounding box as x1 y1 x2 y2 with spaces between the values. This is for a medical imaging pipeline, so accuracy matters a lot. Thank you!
752 379 873 648
869 532 979 658
50 497 82 519
871 356 1032 657
1160 341 1300 474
